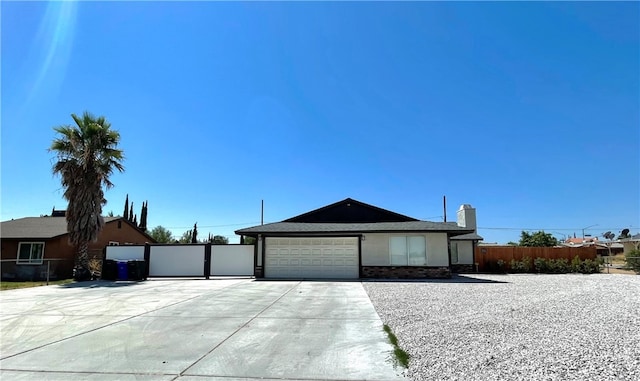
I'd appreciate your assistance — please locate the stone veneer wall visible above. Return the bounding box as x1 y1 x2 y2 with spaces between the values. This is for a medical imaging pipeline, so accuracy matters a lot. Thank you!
450 264 475 273
361 266 451 279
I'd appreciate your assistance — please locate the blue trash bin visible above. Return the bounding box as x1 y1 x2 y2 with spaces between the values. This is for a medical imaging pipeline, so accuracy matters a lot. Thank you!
117 261 129 280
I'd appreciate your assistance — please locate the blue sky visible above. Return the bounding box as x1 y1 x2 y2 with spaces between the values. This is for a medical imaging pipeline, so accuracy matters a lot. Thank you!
2 1 638 244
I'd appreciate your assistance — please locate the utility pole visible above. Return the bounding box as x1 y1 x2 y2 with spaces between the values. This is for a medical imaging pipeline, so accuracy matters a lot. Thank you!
582 224 598 240
443 195 447 222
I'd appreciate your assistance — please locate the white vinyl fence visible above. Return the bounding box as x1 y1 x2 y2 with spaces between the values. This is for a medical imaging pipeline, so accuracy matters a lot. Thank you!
105 244 254 278
105 245 145 261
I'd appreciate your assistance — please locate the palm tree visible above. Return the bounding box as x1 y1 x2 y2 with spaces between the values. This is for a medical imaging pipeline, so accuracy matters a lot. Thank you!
50 112 124 280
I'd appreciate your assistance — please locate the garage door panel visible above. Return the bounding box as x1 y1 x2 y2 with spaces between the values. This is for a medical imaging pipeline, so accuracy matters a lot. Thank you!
265 237 359 279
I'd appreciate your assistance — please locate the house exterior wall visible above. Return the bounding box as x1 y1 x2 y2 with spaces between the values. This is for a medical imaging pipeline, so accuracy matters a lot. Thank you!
1 237 74 281
360 232 449 266
455 240 474 265
91 220 152 248
622 241 640 255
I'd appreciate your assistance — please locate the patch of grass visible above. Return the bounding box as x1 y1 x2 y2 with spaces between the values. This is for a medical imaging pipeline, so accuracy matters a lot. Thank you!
0 279 74 291
393 347 410 368
383 324 409 368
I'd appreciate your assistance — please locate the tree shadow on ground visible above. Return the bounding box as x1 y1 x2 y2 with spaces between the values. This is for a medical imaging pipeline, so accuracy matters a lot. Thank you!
362 274 509 284
256 275 509 284
58 280 145 288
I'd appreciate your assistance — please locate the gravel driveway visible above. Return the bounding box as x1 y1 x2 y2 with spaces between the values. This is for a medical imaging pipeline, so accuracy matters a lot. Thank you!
363 274 640 381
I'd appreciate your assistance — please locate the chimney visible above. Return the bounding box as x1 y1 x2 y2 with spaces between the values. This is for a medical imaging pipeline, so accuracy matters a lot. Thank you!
457 204 477 232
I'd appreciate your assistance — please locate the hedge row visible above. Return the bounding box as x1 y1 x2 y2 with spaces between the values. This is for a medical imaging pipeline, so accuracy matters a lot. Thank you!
488 256 600 274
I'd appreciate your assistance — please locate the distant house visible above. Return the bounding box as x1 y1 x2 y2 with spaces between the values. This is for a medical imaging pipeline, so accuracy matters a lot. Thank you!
235 198 480 279
561 236 624 256
1 213 155 281
620 233 640 255
564 237 600 245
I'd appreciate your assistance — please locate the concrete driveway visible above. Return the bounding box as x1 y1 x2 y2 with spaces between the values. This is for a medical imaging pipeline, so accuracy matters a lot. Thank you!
0 279 404 380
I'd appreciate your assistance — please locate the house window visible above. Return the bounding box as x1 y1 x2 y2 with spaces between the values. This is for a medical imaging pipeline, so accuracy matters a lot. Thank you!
108 241 119 246
17 242 45 264
451 242 459 264
390 236 426 266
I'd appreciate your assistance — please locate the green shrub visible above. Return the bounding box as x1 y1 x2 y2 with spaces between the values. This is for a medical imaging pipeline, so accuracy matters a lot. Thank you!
521 257 532 272
580 259 600 274
625 249 640 273
509 259 524 273
560 258 571 273
571 256 582 273
508 257 532 273
534 257 547 273
550 258 570 273
498 256 603 274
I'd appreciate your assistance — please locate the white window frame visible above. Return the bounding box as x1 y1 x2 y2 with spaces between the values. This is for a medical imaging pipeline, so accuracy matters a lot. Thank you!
108 241 120 246
389 235 427 266
16 242 45 265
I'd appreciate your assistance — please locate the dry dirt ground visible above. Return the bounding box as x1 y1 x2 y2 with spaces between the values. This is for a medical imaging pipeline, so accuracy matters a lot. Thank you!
603 267 637 275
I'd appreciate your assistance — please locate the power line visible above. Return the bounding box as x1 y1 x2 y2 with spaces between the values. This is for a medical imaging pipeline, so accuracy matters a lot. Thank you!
162 221 261 229
158 220 632 233
478 227 630 232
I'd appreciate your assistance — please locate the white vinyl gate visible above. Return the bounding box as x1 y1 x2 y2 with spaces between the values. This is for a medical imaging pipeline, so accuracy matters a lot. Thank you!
210 245 254 276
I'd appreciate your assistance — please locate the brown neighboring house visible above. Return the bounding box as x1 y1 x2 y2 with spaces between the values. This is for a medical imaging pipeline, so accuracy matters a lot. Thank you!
1 215 155 281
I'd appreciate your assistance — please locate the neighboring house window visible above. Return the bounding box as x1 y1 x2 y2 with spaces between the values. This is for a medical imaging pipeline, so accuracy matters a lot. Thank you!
17 242 45 264
451 242 459 264
108 241 119 246
390 236 426 266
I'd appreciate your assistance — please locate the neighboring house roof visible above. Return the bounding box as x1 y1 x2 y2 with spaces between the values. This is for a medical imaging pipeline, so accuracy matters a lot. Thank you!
236 221 473 236
0 216 149 240
560 242 624 250
565 237 599 244
451 232 484 241
283 198 418 223
595 242 624 249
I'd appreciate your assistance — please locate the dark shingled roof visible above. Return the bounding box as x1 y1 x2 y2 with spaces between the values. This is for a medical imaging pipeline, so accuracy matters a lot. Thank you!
1 216 120 239
236 221 474 236
450 232 484 241
284 198 418 223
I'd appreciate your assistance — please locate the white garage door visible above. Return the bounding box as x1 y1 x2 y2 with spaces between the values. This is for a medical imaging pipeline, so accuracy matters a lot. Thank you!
265 237 359 279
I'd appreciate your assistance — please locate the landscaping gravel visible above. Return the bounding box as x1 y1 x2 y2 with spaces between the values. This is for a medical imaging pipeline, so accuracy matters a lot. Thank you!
363 274 640 381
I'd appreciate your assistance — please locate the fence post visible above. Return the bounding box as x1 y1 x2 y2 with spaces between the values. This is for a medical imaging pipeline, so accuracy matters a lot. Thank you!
143 244 151 279
204 244 212 279
47 261 50 285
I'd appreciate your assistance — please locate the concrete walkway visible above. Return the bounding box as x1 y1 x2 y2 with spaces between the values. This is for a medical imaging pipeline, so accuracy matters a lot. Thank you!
0 279 404 380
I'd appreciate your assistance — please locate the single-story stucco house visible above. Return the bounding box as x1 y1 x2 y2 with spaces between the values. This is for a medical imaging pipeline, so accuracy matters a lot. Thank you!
1 213 155 281
620 234 640 255
235 198 482 279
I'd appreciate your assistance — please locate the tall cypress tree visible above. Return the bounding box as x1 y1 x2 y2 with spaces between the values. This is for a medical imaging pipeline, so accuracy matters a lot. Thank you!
191 223 198 243
123 194 129 219
139 201 148 231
